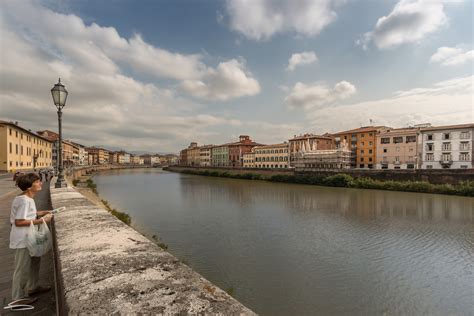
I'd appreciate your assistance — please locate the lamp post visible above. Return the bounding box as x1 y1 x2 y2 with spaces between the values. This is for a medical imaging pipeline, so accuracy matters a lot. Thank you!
51 78 68 188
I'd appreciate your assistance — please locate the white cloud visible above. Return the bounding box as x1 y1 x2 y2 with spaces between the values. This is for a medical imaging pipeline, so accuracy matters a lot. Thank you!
430 46 474 66
225 0 342 40
358 0 447 50
307 76 474 132
287 51 318 71
0 0 260 152
285 81 356 109
180 59 260 101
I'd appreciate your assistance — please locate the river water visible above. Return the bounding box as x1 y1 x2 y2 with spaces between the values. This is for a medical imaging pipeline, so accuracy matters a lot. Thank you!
93 168 474 315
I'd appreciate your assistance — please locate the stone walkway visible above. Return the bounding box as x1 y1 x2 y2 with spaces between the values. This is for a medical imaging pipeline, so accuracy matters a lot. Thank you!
0 177 56 315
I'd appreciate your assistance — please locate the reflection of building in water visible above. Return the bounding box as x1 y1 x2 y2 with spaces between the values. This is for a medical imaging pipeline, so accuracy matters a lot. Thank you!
179 177 474 223
293 140 351 171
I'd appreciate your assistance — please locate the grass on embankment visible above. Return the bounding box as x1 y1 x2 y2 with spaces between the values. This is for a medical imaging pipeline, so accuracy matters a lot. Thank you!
72 177 132 225
177 169 474 197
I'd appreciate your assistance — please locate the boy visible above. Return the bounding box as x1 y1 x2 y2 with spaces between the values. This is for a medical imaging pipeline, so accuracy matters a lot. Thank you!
9 173 53 305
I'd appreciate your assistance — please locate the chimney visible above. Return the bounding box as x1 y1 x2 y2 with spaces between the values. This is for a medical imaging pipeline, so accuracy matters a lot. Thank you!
15 121 18 125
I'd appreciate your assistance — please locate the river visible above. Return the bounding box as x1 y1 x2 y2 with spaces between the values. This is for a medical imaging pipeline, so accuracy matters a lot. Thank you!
93 168 474 315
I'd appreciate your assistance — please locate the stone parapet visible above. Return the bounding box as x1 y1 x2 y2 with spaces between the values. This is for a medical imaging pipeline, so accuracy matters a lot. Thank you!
50 185 255 314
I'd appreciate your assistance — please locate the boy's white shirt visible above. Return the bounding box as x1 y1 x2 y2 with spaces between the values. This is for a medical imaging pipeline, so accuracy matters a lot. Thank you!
10 195 37 249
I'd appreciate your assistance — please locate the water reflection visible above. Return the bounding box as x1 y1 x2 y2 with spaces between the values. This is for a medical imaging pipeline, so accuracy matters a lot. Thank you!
94 170 474 315
179 175 474 223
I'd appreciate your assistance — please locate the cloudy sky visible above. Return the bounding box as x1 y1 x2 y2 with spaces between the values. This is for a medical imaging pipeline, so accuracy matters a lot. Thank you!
1 0 472 153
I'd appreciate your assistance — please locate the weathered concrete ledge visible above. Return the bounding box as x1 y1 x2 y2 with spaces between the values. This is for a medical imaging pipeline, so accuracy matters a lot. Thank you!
50 184 255 314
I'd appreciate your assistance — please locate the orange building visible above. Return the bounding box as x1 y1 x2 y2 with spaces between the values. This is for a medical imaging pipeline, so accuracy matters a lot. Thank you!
332 126 390 169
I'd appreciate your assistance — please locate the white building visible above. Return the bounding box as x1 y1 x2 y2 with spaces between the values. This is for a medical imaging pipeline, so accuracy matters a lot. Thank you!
199 145 213 167
419 124 473 169
293 143 352 171
118 152 131 164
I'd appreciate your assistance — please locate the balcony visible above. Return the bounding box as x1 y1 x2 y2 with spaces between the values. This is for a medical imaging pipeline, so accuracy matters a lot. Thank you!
440 159 453 166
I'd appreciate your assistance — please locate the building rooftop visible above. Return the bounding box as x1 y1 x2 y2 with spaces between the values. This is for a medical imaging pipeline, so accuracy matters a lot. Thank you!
254 143 288 149
0 121 54 143
331 126 390 135
420 123 474 132
289 134 334 141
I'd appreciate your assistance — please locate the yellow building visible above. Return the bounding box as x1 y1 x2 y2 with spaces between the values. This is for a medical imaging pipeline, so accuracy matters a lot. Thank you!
86 147 109 164
254 143 289 169
0 120 53 172
242 151 255 168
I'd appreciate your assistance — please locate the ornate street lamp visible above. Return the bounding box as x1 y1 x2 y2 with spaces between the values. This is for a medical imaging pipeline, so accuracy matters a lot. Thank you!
51 78 68 188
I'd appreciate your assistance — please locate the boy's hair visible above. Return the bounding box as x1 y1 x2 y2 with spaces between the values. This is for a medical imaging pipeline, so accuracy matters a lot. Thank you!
16 173 41 191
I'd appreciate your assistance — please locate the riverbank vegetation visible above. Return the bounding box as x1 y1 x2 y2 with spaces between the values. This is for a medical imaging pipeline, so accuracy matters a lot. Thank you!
177 169 474 197
101 198 132 225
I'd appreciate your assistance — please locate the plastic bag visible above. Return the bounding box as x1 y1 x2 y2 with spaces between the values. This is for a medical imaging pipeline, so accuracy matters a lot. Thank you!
25 218 52 257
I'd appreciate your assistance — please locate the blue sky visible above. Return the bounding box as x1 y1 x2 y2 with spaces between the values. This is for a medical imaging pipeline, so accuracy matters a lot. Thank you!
1 0 472 152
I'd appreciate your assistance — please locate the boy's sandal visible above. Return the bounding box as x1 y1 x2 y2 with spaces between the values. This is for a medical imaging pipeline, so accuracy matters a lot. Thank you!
3 297 37 311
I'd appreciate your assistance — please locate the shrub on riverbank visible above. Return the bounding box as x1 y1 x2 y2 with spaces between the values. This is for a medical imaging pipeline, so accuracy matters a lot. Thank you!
101 199 132 225
176 168 474 196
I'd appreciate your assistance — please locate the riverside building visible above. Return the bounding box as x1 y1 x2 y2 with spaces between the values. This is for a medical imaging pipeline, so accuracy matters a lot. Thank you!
375 127 420 169
293 140 352 171
419 123 474 169
199 145 213 167
0 120 53 172
228 135 262 167
332 126 390 169
254 143 289 169
242 151 255 168
288 134 335 167
86 147 109 164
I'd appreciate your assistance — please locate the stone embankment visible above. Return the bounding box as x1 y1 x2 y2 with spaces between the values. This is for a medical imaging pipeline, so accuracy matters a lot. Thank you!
50 183 255 314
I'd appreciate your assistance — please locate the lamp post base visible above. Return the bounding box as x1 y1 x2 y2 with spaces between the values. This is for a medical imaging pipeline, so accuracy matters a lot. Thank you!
55 177 68 188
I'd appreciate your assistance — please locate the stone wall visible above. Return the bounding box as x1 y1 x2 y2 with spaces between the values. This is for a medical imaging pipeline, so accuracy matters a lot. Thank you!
168 166 474 185
49 184 255 314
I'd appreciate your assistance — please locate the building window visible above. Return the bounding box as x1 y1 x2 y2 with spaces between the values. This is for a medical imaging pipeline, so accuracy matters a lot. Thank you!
369 149 373 154
360 157 364 162
15 144 18 154
369 133 373 137
369 141 373 146
15 131 18 137
361 142 365 146
9 128 12 135
381 138 390 144
442 143 451 151
427 134 433 141
369 157 372 162
426 165 433 169
443 133 450 140
460 165 468 169
359 164 364 168
426 144 434 151
394 137 403 143
9 142 12 153
460 153 470 161
361 149 364 154
406 135 416 143
407 164 414 169
426 153 434 161
460 142 470 151
441 153 452 161
460 131 470 139
361 134 365 138
383 148 387 153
